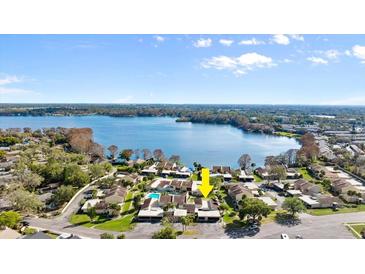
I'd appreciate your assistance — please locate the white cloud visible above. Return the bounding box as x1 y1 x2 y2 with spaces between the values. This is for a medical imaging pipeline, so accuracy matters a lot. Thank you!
238 38 265 45
154 35 165 42
193 38 212 48
202 52 275 76
282 58 293 63
345 50 352 56
307 56 328 65
0 74 38 98
219 39 234 47
323 49 340 59
289 34 304 41
352 45 365 63
272 34 290 45
0 75 22 85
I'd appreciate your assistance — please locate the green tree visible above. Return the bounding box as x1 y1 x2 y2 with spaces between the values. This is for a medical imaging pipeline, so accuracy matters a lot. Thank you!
239 198 272 222
21 172 44 191
119 149 134 161
52 185 76 206
117 234 126 239
282 197 306 217
89 164 105 179
100 233 115 239
269 165 287 183
43 162 64 183
87 207 97 221
108 203 121 217
0 150 6 160
180 215 194 231
8 189 44 213
152 226 177 239
63 164 90 187
0 211 22 229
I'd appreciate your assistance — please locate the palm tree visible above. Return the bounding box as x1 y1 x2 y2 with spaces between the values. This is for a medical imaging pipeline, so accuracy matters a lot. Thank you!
180 215 194 231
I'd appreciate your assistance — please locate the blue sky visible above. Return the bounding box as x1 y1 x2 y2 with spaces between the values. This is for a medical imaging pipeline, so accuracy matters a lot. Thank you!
1 34 365 105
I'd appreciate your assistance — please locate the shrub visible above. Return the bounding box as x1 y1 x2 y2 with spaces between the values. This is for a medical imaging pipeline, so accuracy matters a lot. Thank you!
100 233 115 239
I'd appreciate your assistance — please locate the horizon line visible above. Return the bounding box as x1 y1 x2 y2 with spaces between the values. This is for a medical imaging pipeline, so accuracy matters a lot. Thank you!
1 102 365 107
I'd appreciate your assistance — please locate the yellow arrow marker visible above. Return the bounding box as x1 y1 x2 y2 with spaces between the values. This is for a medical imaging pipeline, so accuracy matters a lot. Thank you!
198 168 213 198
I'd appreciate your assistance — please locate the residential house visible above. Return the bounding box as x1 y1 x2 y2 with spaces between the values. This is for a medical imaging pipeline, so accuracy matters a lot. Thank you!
104 186 127 204
227 184 254 205
331 179 356 195
137 198 164 221
286 168 301 179
81 199 101 213
258 196 278 209
239 170 255 182
294 179 321 197
94 201 109 214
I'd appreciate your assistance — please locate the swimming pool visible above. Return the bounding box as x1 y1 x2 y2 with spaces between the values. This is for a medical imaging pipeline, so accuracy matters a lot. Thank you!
148 193 161 200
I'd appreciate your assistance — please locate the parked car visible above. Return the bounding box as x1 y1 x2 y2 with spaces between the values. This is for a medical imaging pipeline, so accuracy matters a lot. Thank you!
281 233 289 239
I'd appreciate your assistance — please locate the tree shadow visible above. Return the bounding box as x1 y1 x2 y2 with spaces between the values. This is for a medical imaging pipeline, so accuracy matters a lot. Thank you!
224 221 260 239
274 212 301 227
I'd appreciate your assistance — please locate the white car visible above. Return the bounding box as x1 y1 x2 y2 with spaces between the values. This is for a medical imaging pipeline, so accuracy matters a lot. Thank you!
281 233 290 239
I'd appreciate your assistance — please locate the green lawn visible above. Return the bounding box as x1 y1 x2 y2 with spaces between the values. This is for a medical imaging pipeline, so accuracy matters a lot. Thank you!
308 204 365 216
299 167 314 181
45 231 59 239
94 214 136 232
274 131 301 139
69 214 110 228
122 192 133 213
190 173 198 181
346 223 365 238
253 174 263 182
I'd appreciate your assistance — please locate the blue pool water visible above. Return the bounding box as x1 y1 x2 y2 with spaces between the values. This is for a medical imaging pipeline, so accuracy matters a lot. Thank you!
148 193 161 200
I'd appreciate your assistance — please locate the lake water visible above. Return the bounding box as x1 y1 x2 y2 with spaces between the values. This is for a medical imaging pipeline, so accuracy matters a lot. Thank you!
0 115 300 168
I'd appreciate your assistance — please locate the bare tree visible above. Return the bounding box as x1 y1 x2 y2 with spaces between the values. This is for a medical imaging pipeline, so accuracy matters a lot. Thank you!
284 149 298 166
90 143 105 160
169 155 181 164
134 149 140 159
142 148 152 160
238 154 252 171
153 149 165 162
108 145 118 160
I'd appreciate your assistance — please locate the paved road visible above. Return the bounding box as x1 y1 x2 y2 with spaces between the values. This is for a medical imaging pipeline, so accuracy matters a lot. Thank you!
25 170 117 239
183 212 365 239
26 211 365 239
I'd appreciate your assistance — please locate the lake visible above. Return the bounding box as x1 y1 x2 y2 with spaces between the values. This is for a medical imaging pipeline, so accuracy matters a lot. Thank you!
0 115 300 168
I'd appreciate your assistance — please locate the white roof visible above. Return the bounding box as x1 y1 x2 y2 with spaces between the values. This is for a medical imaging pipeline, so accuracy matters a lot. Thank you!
346 179 363 186
197 210 220 218
191 181 202 192
287 190 302 195
141 169 157 173
243 183 259 190
138 208 164 217
174 209 187 217
299 195 319 206
258 197 277 207
81 199 100 211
